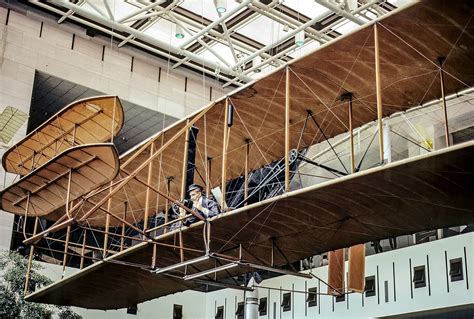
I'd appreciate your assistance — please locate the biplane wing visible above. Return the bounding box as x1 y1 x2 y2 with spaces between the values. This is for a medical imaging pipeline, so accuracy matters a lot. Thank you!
25 141 474 309
0 143 120 217
56 0 474 228
2 96 123 176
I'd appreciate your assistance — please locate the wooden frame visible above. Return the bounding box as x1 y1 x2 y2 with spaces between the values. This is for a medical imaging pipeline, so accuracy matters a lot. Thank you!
1 0 471 308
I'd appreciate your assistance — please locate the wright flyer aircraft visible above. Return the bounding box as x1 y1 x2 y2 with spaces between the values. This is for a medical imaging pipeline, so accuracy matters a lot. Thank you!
0 0 472 310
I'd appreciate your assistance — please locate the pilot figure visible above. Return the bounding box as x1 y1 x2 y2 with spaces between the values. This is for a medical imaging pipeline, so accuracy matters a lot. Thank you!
184 184 220 225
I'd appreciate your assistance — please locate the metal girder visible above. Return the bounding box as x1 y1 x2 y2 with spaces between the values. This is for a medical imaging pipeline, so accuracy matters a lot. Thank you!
31 1 248 84
30 0 390 86
314 0 365 25
117 0 167 23
51 0 252 82
178 0 253 49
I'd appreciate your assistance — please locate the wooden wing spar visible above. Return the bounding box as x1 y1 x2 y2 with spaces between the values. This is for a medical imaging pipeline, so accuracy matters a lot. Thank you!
24 142 474 309
2 95 123 176
0 143 119 218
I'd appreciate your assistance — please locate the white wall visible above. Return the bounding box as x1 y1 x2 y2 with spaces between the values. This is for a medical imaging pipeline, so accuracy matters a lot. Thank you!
205 232 474 319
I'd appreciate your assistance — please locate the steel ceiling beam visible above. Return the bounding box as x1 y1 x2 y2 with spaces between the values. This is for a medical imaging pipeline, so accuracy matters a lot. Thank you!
230 8 334 72
171 5 285 67
178 0 253 49
31 0 388 86
31 1 244 84
117 0 167 23
314 0 365 25
52 0 251 82
223 0 381 86
57 0 85 24
168 12 232 68
249 2 332 42
102 0 115 21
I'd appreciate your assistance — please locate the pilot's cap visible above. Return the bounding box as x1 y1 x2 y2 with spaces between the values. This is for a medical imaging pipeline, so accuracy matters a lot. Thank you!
187 184 203 193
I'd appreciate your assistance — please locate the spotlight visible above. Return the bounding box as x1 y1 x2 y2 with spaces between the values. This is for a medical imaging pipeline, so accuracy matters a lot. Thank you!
252 56 262 73
283 24 289 32
295 30 305 47
214 0 227 13
175 25 184 39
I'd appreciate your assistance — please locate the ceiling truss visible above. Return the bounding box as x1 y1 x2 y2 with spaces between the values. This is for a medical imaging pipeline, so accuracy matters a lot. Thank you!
28 0 397 85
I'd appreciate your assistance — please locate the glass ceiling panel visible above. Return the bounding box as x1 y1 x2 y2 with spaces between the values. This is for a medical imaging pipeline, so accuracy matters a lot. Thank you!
31 0 399 83
282 0 330 19
236 15 288 46
112 0 147 26
178 0 245 22
81 2 106 18
287 40 321 59
143 19 186 48
333 20 359 35
198 42 237 66
109 1 138 21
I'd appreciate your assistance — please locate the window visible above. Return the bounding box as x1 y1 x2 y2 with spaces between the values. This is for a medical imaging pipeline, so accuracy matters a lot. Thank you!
127 305 137 315
449 258 463 282
335 294 345 303
413 266 426 288
215 306 224 319
236 302 244 319
173 304 182 319
258 298 267 316
281 292 291 312
306 287 317 307
365 276 376 297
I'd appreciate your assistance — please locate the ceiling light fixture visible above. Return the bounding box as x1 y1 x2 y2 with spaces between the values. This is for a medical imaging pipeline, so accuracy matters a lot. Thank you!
283 24 289 32
295 30 305 47
253 56 262 73
175 25 185 39
214 0 227 13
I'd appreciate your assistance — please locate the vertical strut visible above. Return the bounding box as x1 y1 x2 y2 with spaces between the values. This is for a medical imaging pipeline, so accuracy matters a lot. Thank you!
181 120 191 201
120 201 127 251
222 98 229 210
24 216 38 295
110 96 117 142
244 140 250 202
179 122 190 263
285 67 290 192
165 179 170 234
144 143 155 231
80 230 87 269
103 183 112 257
341 92 355 174
62 225 71 278
438 57 450 147
374 23 385 164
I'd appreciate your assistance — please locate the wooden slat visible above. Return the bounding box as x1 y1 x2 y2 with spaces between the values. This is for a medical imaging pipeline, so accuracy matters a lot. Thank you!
0 144 120 217
348 244 366 292
2 96 124 175
328 249 345 295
